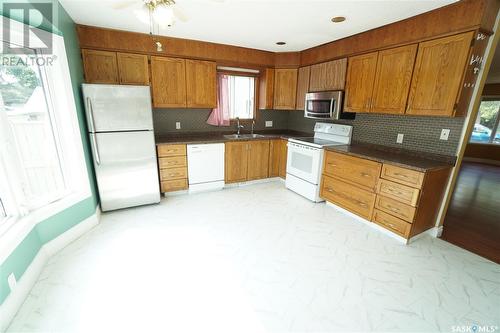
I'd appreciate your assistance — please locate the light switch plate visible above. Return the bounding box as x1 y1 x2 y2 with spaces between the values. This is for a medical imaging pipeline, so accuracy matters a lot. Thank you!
397 133 404 144
8 273 16 291
440 129 450 141
265 121 273 128
175 122 181 130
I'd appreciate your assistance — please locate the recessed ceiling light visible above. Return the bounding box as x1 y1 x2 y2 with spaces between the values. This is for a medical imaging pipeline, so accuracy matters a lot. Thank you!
331 16 346 23
276 41 286 45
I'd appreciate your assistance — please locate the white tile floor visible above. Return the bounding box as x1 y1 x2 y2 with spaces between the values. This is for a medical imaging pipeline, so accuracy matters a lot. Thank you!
7 181 500 333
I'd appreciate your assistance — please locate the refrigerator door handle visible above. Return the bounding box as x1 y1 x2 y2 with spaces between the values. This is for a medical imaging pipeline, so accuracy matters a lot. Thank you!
90 133 101 165
87 97 96 132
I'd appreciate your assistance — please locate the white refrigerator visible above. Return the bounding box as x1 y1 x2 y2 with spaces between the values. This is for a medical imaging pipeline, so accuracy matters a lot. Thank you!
82 84 160 211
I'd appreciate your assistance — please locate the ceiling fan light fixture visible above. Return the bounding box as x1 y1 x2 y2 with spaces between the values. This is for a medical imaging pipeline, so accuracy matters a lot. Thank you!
331 16 346 23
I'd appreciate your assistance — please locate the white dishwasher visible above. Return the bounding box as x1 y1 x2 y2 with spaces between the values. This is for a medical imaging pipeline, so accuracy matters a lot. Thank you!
187 143 225 192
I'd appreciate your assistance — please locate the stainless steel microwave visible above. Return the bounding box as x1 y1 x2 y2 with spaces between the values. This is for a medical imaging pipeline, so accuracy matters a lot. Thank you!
304 91 355 120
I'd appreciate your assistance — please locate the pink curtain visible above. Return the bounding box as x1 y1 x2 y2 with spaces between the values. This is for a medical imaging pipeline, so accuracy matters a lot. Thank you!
207 74 231 126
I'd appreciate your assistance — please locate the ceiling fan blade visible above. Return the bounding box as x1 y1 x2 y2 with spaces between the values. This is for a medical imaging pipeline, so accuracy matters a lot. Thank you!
112 1 138 10
172 6 189 23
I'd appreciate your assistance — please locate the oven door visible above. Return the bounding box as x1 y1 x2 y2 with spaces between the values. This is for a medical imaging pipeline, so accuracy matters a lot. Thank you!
286 142 323 184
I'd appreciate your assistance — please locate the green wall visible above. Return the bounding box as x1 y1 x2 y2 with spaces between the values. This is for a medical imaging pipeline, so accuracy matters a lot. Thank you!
0 1 98 305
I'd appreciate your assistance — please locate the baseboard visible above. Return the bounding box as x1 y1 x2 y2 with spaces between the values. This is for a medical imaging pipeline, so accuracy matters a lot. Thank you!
0 207 100 332
463 157 500 166
325 202 408 244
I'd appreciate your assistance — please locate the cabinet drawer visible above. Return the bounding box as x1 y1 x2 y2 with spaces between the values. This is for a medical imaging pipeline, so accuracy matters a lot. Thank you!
323 151 381 191
160 167 187 181
381 164 424 188
375 195 416 223
377 179 420 207
321 175 376 220
157 144 186 157
161 179 188 192
159 156 187 169
372 209 411 238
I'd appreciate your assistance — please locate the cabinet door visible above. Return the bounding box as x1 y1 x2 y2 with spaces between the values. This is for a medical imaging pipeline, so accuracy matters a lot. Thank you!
82 49 118 84
406 32 474 116
248 140 270 180
273 69 298 110
186 59 217 108
225 141 249 183
117 53 150 85
268 139 281 177
295 66 310 110
371 44 417 114
309 59 347 92
259 68 274 110
151 56 186 108
344 52 378 113
278 139 288 178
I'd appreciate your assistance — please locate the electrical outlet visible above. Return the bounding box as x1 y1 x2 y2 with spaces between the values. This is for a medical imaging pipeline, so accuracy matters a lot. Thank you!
8 273 16 291
396 133 404 144
265 120 273 128
175 122 181 130
440 129 450 141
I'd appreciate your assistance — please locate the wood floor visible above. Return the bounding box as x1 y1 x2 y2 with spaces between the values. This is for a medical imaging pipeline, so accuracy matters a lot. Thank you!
441 162 500 263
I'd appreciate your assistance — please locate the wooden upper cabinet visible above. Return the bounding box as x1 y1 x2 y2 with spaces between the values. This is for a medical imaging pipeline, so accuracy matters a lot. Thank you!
225 141 249 183
309 58 347 92
82 49 118 84
273 68 298 110
295 66 310 110
150 56 187 108
406 32 474 117
344 52 378 113
185 59 217 108
371 44 417 114
247 140 270 180
117 53 149 85
259 68 274 110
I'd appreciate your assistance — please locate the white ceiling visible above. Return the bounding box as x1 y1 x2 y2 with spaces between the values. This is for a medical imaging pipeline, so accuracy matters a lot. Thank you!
59 0 457 52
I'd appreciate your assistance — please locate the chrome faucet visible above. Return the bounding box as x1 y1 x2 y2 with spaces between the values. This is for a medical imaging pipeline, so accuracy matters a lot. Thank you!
236 117 244 135
251 120 255 135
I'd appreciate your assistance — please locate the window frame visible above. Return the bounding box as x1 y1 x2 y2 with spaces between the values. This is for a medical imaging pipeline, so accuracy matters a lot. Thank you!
0 18 92 262
217 70 259 124
469 96 500 145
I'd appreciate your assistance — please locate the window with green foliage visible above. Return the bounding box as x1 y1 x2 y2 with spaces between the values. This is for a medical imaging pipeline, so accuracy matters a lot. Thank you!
469 99 500 144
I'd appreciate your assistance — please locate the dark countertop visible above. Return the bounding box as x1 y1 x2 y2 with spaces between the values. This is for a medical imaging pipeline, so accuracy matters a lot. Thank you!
155 130 312 145
325 142 456 172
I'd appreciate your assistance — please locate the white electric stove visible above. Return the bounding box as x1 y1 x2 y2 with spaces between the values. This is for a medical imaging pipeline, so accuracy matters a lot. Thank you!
286 123 353 202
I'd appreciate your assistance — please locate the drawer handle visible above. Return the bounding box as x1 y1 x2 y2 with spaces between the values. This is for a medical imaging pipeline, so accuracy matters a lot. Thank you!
328 163 337 167
387 188 404 196
393 172 408 178
386 204 400 213
360 172 371 178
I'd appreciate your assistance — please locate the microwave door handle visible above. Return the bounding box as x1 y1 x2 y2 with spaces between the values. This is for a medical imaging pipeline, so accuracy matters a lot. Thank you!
329 98 335 118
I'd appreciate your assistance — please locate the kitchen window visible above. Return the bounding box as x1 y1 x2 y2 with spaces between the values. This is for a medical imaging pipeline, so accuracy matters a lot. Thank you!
469 99 500 144
227 75 256 120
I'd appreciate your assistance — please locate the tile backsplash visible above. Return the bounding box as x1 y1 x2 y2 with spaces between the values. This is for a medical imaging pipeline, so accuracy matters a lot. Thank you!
153 108 466 157
288 111 466 156
153 108 288 135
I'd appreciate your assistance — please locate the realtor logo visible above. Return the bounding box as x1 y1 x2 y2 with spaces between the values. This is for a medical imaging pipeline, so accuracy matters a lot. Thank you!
2 1 55 54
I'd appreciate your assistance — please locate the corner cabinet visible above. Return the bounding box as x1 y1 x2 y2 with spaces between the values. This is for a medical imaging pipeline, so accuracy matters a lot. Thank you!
185 59 217 108
151 56 187 108
295 66 310 110
273 68 298 110
259 68 275 110
406 31 474 117
82 49 119 84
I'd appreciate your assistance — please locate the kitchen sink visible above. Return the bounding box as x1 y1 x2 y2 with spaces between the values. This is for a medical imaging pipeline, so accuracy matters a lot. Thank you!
223 134 266 139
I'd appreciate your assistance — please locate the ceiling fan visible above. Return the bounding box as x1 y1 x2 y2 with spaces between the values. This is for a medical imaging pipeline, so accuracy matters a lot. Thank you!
113 0 189 27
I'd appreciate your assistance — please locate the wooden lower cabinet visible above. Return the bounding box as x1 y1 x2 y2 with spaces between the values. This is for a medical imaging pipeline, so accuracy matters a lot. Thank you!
269 139 288 178
157 144 188 192
225 140 273 183
321 175 376 220
320 150 451 240
278 139 288 178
